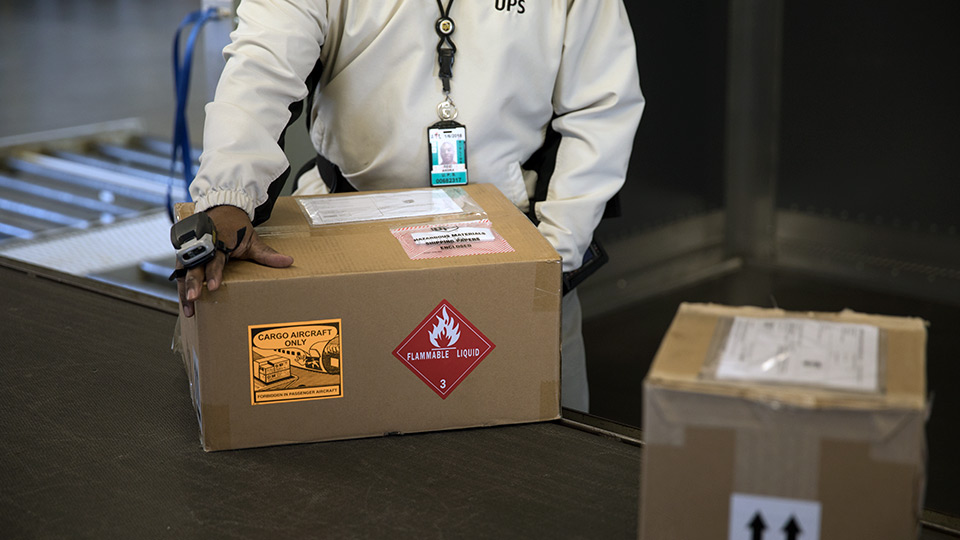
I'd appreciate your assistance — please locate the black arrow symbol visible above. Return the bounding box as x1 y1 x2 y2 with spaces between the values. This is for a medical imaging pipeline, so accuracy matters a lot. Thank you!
783 516 802 540
749 512 767 540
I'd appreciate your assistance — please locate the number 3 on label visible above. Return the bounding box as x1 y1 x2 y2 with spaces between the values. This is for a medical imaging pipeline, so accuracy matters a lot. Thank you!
440 379 446 389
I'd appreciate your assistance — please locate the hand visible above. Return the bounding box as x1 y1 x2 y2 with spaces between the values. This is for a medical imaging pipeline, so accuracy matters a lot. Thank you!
177 205 294 317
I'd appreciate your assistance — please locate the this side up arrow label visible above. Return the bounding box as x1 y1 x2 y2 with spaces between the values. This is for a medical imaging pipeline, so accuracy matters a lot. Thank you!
729 493 821 540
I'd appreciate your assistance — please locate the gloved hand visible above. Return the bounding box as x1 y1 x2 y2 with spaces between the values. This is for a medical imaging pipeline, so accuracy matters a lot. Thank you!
176 205 294 317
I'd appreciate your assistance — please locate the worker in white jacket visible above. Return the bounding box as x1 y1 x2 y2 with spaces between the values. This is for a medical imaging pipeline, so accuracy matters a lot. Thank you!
179 0 644 411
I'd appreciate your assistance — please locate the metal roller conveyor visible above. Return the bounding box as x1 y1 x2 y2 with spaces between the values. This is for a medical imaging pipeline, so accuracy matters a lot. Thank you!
0 173 141 217
5 155 171 206
94 141 198 173
0 125 183 297
50 149 188 186
10 150 188 200
127 136 202 164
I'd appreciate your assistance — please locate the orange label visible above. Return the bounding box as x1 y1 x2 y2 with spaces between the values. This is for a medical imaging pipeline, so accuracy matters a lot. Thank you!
248 319 342 405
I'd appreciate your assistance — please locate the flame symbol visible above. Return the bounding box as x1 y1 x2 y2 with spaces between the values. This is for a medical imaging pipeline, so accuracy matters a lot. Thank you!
429 307 461 348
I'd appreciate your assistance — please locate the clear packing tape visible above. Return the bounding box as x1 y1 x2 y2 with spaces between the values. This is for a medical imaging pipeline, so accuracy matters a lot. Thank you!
289 187 511 260
700 316 887 395
296 187 485 228
643 383 926 465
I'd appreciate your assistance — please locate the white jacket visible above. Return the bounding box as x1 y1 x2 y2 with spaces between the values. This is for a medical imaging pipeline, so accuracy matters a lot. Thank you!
191 0 644 271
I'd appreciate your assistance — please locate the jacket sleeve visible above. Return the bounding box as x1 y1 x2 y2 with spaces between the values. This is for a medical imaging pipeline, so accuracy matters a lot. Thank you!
189 0 328 219
535 0 645 272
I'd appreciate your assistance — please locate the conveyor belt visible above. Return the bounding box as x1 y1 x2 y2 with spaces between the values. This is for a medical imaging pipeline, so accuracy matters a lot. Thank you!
4 264 958 538
0 265 642 539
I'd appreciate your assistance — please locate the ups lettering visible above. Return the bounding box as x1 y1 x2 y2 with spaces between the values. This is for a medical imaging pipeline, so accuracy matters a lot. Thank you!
495 0 526 14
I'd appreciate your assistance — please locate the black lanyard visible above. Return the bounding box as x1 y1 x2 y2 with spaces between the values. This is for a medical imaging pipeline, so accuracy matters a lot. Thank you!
435 0 456 94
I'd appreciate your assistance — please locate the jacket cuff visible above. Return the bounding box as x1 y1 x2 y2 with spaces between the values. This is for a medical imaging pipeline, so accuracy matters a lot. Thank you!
193 189 257 220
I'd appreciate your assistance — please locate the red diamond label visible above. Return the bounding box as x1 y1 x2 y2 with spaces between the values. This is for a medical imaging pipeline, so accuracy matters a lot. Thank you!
392 300 495 399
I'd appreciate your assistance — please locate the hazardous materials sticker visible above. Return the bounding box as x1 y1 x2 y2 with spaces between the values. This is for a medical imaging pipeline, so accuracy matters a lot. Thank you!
715 317 880 392
391 219 514 260
392 300 495 398
248 319 342 405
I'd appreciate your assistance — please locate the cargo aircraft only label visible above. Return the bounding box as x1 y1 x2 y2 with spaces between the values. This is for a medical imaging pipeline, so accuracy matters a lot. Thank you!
248 319 342 405
392 300 495 399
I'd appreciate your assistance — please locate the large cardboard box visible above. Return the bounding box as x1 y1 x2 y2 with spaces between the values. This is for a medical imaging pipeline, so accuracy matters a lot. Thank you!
640 303 927 540
176 184 562 451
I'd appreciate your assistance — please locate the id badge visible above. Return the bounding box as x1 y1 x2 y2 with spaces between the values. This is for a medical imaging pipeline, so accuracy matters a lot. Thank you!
428 120 468 187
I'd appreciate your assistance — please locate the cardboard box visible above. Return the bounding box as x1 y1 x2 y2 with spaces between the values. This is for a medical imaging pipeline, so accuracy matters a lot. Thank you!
176 184 562 451
640 303 927 540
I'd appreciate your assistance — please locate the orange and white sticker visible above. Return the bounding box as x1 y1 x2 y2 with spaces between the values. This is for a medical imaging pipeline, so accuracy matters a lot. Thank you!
391 219 514 260
248 319 342 405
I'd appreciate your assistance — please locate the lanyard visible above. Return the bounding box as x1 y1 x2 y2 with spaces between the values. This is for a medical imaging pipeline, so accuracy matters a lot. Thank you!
435 0 457 96
429 0 467 186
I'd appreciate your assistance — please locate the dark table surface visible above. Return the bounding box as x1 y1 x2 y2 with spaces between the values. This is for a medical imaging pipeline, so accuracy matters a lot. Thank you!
0 265 642 539
3 263 957 539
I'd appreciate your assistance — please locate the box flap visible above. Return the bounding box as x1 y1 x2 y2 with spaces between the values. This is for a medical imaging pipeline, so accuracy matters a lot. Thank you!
646 303 927 411
200 184 560 283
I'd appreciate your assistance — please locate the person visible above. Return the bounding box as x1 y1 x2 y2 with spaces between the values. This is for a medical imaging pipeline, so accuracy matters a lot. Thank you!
438 141 457 166
179 0 644 412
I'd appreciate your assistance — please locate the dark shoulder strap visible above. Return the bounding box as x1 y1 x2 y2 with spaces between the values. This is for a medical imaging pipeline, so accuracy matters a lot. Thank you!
523 123 621 225
251 57 328 225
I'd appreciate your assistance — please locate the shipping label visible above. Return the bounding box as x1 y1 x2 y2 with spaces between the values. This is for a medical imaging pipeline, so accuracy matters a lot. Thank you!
715 317 881 393
248 319 342 404
391 219 514 260
298 189 463 226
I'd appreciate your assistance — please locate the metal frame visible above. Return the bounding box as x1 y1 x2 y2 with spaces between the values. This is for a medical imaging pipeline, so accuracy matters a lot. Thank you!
582 0 960 314
723 0 784 264
579 211 740 319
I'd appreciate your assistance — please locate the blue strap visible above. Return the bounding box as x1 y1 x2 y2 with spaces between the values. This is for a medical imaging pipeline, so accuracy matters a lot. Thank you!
168 7 222 221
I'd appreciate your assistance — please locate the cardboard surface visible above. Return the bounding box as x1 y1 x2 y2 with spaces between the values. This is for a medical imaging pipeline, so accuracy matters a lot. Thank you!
176 185 562 451
640 303 928 540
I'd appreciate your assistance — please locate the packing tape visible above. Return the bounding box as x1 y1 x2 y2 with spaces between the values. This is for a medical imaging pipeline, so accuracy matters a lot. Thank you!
173 314 206 435
174 202 195 221
644 384 925 466
532 260 562 313
699 316 890 396
733 426 822 498
201 404 232 452
646 388 926 500
541 380 560 420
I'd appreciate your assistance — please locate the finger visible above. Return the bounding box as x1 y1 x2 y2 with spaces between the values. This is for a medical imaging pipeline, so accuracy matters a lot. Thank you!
177 277 194 318
247 239 294 268
205 251 228 291
184 266 205 302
